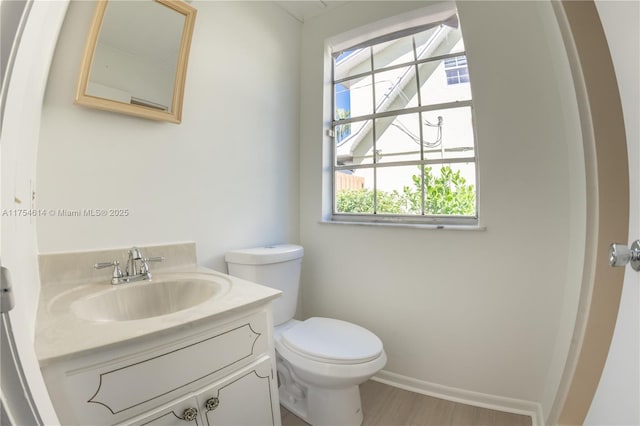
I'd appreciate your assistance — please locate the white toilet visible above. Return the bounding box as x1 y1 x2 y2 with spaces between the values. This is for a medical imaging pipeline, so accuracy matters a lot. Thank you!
225 244 386 426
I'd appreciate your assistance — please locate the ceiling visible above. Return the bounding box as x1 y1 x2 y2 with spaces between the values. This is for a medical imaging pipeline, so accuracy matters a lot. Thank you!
274 1 349 22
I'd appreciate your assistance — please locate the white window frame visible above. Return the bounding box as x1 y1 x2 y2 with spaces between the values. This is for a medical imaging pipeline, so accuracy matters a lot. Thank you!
324 5 479 228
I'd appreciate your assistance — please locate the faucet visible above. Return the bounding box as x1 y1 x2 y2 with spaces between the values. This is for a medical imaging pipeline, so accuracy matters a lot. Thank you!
126 247 143 277
95 247 164 285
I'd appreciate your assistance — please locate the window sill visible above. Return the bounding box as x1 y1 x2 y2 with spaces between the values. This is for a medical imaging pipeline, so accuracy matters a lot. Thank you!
319 219 486 231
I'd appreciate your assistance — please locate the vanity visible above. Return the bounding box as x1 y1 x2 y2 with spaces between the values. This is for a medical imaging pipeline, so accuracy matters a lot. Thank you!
35 243 282 425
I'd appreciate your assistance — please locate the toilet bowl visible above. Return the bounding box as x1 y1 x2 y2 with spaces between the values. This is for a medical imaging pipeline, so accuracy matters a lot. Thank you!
274 318 387 425
225 245 387 426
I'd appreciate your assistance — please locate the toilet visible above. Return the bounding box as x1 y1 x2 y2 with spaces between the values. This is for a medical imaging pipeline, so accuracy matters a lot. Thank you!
225 244 386 426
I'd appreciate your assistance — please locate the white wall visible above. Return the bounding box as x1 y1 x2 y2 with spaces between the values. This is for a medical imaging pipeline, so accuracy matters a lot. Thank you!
586 1 639 424
4 0 632 424
299 0 585 416
36 0 301 272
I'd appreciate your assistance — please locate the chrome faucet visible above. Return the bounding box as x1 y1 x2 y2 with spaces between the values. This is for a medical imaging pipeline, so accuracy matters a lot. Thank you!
95 247 164 285
126 247 143 277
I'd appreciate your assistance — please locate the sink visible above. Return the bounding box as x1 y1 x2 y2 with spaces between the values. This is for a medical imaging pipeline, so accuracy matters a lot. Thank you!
70 274 231 322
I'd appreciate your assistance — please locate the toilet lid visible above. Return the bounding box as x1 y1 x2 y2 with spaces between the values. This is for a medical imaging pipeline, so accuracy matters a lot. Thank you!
281 317 383 364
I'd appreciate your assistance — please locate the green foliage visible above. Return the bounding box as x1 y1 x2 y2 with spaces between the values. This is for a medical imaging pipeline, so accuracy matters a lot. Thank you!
422 166 476 215
335 188 406 214
336 188 375 214
336 166 476 216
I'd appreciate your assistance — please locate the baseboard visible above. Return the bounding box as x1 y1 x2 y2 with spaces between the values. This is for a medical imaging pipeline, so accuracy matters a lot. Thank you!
372 370 545 426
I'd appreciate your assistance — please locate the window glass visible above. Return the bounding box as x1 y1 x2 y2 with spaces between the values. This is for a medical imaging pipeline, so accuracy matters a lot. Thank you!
373 67 418 113
374 114 422 164
372 34 415 70
334 48 371 80
335 118 374 166
375 165 423 215
415 25 465 61
418 54 471 106
423 163 476 216
334 171 373 214
330 10 477 224
334 75 373 120
421 107 475 162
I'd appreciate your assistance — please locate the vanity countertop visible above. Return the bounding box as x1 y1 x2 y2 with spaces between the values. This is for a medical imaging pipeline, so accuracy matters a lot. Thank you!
35 249 280 365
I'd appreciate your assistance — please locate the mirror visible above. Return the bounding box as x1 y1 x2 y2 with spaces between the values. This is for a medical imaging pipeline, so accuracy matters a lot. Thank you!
75 0 197 123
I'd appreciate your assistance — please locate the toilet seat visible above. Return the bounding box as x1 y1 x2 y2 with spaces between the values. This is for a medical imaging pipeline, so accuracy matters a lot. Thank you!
280 317 383 365
275 317 387 426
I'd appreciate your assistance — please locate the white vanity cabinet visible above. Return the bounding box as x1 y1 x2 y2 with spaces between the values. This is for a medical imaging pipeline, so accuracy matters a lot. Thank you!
40 306 281 426
129 357 275 426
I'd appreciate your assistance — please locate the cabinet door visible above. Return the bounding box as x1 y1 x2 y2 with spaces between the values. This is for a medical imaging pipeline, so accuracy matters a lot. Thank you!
126 395 202 426
199 357 279 426
43 309 269 425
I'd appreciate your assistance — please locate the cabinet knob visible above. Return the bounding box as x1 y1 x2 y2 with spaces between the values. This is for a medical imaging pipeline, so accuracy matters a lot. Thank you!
182 407 198 421
205 397 219 411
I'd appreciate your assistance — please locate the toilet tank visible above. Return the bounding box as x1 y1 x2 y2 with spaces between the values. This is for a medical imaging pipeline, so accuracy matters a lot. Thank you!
225 244 303 326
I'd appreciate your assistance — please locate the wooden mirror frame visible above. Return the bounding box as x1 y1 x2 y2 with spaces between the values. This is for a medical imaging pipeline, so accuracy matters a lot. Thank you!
75 0 196 123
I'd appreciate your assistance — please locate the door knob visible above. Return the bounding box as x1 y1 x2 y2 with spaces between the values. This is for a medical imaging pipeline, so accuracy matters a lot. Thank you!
609 240 640 271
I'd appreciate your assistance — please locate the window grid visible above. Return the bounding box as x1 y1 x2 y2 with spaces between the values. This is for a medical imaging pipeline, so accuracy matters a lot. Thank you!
413 36 426 212
369 46 378 214
333 51 469 87
330 24 478 224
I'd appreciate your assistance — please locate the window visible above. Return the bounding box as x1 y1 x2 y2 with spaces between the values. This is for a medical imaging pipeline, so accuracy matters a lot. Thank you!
444 56 469 85
328 10 478 226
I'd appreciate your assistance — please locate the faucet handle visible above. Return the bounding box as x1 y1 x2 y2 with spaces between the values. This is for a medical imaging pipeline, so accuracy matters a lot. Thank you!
94 261 123 284
140 256 164 273
139 256 164 282
95 261 118 269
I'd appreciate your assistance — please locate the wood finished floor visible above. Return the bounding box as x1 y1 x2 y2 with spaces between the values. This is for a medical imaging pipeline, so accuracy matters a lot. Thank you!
280 380 533 426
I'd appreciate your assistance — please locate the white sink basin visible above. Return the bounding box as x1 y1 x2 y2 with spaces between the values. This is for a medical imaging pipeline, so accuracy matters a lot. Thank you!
70 274 231 322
